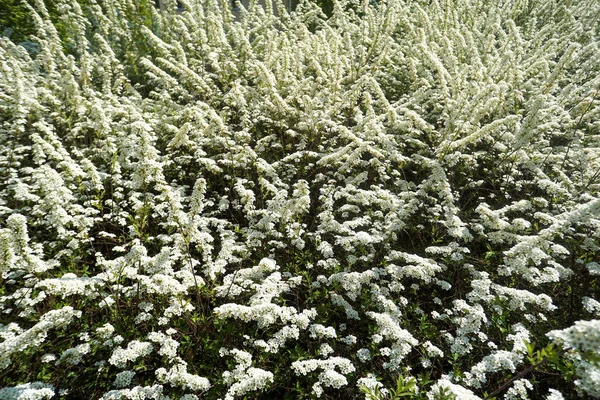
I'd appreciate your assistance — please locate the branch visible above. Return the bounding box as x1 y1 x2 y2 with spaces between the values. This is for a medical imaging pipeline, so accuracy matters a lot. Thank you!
484 359 548 400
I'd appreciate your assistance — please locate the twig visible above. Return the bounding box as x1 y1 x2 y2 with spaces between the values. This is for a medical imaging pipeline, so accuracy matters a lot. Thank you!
582 165 600 193
561 85 600 170
484 359 548 400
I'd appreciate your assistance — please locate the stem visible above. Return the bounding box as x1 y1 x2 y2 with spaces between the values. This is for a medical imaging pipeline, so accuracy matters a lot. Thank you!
136 260 141 304
484 358 548 400
561 85 600 170
177 222 202 306
582 165 600 193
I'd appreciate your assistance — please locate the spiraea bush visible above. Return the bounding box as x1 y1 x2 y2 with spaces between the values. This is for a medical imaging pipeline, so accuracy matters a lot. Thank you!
0 0 599 398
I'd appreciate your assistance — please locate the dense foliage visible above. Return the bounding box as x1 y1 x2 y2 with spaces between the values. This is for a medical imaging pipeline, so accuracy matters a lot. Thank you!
1 0 599 399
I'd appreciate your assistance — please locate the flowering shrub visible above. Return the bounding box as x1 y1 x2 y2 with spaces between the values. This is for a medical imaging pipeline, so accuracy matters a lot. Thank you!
1 0 599 398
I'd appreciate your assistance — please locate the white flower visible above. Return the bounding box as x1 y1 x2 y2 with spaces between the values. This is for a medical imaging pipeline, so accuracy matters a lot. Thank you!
114 371 135 388
100 384 165 400
341 335 357 345
134 312 152 324
366 311 418 363
0 307 81 370
108 341 153 369
147 332 180 360
545 389 564 400
2 1 600 399
423 341 444 358
547 319 600 354
548 320 600 397
179 395 198 400
155 363 210 392
466 351 522 388
312 382 323 397
36 274 102 299
582 297 600 316
139 302 154 312
291 357 356 376
427 379 482 400
357 374 385 394
319 343 334 357
356 348 371 362
310 324 337 339
380 347 391 356
318 369 348 389
59 343 90 365
0 382 55 400
40 354 56 364
504 379 533 400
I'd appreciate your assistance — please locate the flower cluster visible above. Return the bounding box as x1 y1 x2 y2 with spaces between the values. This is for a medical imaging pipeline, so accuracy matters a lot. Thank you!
547 320 600 397
0 0 599 398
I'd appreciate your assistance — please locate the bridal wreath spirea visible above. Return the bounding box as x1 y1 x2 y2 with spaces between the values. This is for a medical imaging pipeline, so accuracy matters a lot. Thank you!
1 0 599 399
